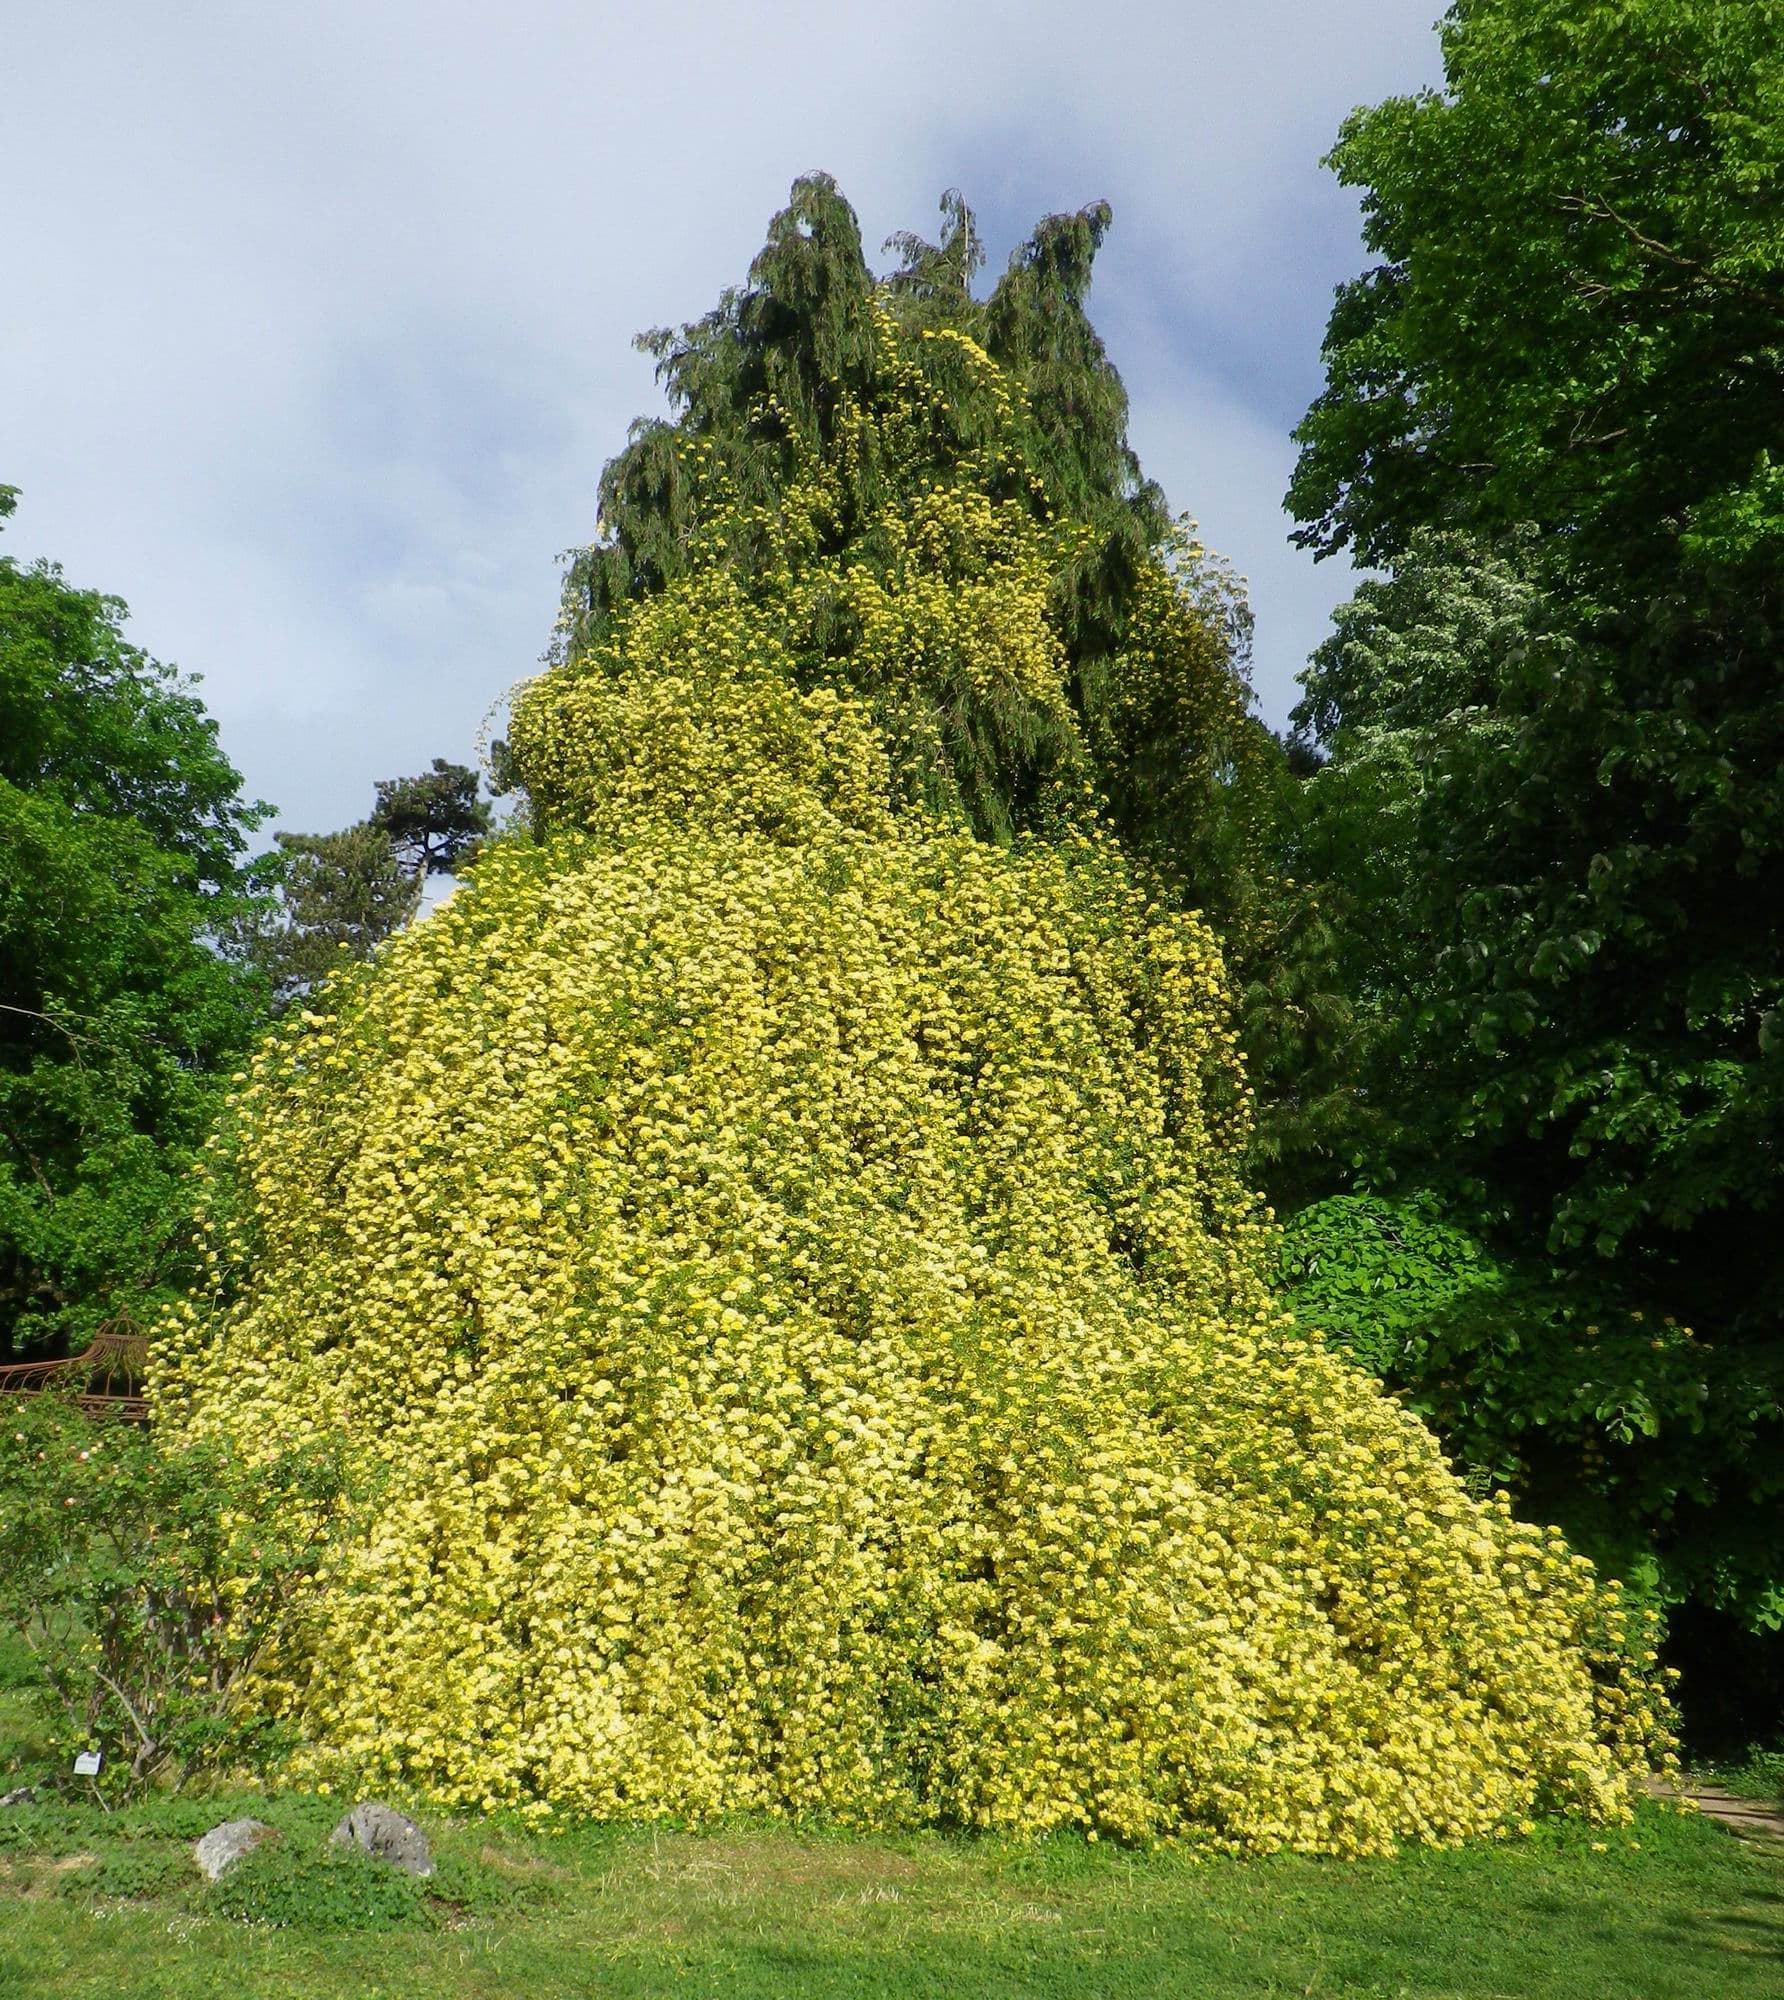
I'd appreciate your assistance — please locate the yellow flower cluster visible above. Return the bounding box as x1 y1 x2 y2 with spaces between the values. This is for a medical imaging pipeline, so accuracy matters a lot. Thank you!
151 310 1670 1852
512 299 1097 845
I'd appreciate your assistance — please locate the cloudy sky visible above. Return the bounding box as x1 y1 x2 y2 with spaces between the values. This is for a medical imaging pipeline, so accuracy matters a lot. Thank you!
4 1 1445 837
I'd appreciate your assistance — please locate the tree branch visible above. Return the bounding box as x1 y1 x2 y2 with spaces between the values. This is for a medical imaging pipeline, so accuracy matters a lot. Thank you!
1560 193 1784 318
91 1664 162 1779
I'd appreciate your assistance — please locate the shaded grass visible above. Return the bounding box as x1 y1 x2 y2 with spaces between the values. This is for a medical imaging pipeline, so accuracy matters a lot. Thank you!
1697 1750 1784 1812
0 1789 1776 1999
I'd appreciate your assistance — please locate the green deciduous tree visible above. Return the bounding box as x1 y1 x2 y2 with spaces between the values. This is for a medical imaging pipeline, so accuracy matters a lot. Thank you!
0 1391 348 1791
1283 0 1783 1637
0 491 270 1358
1285 528 1783 1627
1278 1189 1748 1623
1288 0 1784 573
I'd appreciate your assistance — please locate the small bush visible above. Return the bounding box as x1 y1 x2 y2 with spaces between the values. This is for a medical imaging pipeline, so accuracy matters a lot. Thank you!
0 1391 348 1794
1277 1192 1744 1624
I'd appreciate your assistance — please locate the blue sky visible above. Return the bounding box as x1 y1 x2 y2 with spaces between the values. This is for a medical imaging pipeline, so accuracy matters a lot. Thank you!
3 1 1445 836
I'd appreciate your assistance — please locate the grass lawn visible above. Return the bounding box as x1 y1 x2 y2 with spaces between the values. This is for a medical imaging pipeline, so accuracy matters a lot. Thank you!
3 1635 1780 1998
1 1778 1779 1999
1708 1752 1784 1807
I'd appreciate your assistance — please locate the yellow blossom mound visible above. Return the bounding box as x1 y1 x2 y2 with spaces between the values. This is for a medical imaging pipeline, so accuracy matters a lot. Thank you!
154 306 1668 1852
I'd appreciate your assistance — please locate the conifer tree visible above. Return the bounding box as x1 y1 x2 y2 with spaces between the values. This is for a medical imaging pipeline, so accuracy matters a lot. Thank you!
371 759 491 878
154 183 1670 1847
526 181 1354 1191
541 176 1273 910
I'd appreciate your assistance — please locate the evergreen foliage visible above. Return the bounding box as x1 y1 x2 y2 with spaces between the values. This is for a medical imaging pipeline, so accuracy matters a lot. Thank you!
534 175 1349 1187
155 190 1670 1849
544 175 1271 911
370 760 491 878
232 764 489 1012
231 826 422 1012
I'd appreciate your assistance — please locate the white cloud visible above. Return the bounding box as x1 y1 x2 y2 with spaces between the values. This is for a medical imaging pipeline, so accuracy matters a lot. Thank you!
3 0 1444 828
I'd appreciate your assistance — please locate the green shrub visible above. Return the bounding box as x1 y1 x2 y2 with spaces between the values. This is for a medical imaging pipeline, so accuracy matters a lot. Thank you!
0 1392 348 1793
1279 1193 1731 1615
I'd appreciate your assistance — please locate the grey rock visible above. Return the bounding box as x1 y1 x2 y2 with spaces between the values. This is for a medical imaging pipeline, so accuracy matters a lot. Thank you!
193 1817 276 1881
1 1784 38 1808
329 1800 433 1877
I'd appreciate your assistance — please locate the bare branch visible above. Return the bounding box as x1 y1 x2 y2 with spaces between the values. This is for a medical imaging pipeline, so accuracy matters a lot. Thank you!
90 1666 161 1779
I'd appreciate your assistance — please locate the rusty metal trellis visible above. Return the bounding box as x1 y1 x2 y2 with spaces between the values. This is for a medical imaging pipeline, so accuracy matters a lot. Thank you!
0 1329 150 1422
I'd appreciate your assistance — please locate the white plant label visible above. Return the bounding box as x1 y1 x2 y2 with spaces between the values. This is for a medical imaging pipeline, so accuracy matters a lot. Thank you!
72 1750 103 1777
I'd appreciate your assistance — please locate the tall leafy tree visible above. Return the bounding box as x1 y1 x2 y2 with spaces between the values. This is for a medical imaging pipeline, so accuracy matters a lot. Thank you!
1281 529 1778 1623
0 490 269 1357
229 824 421 1011
1289 0 1784 572
1284 0 1784 1635
370 759 491 878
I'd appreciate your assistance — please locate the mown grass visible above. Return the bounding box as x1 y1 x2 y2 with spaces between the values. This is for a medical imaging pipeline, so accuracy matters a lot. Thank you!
1 1786 1779 1997
2 1635 1779 1997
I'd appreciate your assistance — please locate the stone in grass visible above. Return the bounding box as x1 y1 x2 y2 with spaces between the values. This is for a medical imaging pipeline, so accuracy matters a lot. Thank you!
194 1817 277 1881
329 1800 433 1878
